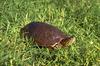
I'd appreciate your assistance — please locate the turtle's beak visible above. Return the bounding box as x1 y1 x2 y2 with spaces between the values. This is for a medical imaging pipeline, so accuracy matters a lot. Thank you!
67 37 75 46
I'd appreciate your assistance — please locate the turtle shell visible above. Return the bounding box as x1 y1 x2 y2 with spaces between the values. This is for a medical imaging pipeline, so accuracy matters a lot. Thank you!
20 22 75 49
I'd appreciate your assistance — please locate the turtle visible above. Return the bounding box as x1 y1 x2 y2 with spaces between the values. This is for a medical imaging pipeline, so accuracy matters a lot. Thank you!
20 22 75 49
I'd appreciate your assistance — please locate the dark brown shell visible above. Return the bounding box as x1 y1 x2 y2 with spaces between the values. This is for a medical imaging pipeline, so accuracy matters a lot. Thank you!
20 22 75 49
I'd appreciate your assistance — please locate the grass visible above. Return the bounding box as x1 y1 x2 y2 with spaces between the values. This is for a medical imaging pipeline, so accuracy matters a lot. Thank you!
0 0 100 66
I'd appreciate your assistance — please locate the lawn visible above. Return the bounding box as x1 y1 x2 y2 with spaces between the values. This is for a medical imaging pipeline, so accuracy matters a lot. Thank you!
0 0 100 66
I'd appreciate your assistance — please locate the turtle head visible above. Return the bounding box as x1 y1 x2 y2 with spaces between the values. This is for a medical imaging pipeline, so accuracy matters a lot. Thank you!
60 36 75 47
